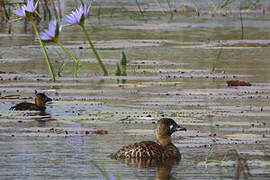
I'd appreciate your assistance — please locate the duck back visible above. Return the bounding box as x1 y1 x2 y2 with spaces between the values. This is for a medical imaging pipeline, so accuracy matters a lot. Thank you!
112 141 163 159
10 102 46 111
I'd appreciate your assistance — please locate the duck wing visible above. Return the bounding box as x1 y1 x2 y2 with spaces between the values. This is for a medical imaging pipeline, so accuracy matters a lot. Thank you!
112 141 163 159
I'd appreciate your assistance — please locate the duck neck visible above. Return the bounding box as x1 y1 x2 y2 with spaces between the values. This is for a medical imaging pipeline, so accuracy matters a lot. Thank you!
35 98 45 107
156 135 172 147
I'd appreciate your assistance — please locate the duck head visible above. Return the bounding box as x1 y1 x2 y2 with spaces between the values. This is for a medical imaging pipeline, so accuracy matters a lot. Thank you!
35 93 52 107
155 118 186 147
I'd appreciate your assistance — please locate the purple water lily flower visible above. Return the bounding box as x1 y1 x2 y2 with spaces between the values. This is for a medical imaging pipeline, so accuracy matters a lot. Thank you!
13 0 38 18
40 20 59 41
100 174 115 180
62 1 91 25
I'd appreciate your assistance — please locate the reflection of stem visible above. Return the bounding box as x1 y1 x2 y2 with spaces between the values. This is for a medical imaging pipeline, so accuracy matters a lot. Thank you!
154 0 165 15
212 48 223 73
166 0 172 11
135 0 144 16
90 160 109 179
30 16 55 82
239 8 244 40
80 24 108 76
1 0 9 21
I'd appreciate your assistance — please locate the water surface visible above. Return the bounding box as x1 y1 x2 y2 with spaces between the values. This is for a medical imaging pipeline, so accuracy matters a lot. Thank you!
0 0 270 179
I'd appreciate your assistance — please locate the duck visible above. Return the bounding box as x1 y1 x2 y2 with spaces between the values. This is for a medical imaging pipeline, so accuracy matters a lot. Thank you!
111 118 186 160
10 92 52 111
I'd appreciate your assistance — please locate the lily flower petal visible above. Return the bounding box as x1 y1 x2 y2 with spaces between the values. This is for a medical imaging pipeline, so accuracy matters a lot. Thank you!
13 0 38 17
40 20 59 41
83 0 91 17
13 6 26 17
62 1 91 25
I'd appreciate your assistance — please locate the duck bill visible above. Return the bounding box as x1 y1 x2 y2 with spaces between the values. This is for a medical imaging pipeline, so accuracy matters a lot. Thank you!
173 124 187 132
45 96 52 103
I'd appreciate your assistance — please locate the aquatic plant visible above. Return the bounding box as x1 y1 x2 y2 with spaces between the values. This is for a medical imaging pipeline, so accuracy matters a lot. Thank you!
120 51 127 76
114 51 127 83
57 62 67 77
205 141 217 168
238 0 260 40
115 63 121 83
62 0 108 76
120 51 127 83
204 146 252 179
223 149 251 179
13 0 55 82
40 19 82 76
209 0 234 11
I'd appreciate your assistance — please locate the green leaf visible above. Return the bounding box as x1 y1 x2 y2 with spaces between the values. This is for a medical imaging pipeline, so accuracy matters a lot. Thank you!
120 51 127 70
115 63 121 76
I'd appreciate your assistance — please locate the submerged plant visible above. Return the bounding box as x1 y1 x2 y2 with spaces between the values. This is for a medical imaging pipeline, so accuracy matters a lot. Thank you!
13 0 56 82
62 1 108 76
40 19 82 76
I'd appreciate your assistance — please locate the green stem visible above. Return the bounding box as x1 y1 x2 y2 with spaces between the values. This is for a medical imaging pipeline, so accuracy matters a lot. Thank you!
80 24 108 76
30 18 55 82
56 40 82 69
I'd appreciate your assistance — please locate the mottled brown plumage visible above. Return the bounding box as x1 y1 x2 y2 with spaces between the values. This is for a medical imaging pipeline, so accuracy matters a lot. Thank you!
112 118 186 160
10 93 52 111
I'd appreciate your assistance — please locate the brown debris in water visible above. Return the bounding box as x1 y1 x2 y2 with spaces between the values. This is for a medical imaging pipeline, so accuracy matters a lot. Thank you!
93 129 108 135
227 80 252 87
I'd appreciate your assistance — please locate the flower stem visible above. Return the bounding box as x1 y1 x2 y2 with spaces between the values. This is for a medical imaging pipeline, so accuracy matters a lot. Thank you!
30 18 55 82
80 24 108 76
56 40 82 69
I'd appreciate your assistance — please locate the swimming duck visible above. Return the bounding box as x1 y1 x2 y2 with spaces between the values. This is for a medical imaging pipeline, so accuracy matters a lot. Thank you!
112 118 186 160
10 92 52 111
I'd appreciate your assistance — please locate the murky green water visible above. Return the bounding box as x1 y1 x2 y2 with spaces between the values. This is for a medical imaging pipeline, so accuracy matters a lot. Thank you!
0 0 270 179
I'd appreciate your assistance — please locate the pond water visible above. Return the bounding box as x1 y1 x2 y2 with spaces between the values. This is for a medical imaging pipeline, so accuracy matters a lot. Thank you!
0 0 270 179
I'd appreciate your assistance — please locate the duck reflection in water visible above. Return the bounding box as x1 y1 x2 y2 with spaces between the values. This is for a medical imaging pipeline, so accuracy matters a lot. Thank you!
111 118 187 179
118 157 180 180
